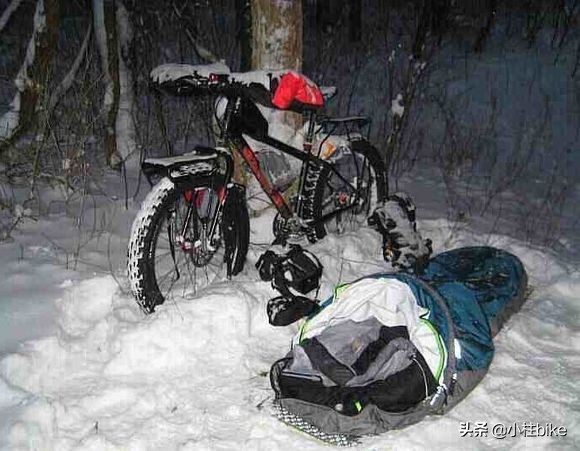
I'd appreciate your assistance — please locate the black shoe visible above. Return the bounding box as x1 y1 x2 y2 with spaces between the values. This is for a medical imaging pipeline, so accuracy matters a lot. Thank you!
267 296 320 326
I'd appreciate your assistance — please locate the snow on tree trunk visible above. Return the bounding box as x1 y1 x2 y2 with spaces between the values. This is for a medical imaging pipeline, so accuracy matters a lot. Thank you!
115 0 137 166
251 0 302 72
0 0 60 153
250 0 303 142
0 0 24 35
92 0 121 167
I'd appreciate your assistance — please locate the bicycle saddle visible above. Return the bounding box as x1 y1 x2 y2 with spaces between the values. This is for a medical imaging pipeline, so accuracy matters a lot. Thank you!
231 70 325 113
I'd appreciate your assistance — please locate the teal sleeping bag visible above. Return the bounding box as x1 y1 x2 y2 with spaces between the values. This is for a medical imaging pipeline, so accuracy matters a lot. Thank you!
271 246 528 436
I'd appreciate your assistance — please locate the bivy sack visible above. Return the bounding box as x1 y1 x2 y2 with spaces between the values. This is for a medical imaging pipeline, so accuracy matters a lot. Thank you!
270 246 528 437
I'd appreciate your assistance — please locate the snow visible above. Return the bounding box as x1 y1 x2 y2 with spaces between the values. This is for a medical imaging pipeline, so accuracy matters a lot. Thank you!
391 93 404 117
150 64 292 93
0 103 18 138
0 167 578 450
150 63 231 84
231 69 284 88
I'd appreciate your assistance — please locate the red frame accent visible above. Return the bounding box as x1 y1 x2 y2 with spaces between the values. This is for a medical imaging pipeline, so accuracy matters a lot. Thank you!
217 186 227 203
183 190 194 203
238 142 292 218
183 186 227 207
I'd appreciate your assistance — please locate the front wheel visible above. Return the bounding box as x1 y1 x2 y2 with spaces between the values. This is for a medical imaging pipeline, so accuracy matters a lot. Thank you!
127 177 249 313
309 139 387 241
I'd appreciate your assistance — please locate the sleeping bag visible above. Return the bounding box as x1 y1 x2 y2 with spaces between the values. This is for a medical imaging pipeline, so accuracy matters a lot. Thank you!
270 246 528 437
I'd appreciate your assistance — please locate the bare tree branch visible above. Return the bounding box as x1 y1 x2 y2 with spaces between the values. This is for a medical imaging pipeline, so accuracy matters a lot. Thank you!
0 0 23 35
183 28 219 63
0 0 60 155
49 23 92 110
92 0 121 167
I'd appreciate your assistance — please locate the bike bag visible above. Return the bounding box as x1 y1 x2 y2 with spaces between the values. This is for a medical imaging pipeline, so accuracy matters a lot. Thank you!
256 245 322 295
271 247 528 437
256 245 323 326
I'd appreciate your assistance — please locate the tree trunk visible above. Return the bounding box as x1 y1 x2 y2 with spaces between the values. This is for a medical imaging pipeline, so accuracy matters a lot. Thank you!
236 0 252 71
251 0 302 72
93 0 121 167
250 0 303 136
474 0 497 53
349 0 362 42
248 0 303 212
0 0 60 154
115 0 137 166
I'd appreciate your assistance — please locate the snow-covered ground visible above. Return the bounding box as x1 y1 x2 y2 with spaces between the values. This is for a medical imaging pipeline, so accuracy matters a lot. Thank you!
0 168 578 451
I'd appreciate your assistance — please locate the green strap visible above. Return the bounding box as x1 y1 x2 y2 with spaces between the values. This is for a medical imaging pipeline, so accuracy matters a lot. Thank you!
334 283 350 298
298 318 309 343
420 317 446 382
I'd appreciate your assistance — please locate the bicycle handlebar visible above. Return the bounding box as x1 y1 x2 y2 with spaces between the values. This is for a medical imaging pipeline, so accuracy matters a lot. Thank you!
152 71 250 99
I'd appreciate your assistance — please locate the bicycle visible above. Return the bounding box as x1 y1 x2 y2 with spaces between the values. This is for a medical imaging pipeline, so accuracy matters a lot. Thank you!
127 64 388 314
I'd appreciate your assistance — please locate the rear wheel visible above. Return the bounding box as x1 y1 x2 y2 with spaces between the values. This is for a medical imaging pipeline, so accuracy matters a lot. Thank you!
127 177 248 313
309 139 387 241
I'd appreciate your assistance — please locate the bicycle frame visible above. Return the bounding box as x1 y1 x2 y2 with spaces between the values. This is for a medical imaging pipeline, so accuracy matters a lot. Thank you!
221 98 369 228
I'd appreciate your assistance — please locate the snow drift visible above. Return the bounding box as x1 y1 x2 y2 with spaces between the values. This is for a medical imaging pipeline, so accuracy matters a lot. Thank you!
0 222 578 450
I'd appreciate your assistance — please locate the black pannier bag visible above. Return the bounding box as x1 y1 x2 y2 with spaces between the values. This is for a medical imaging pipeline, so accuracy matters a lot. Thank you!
272 319 438 417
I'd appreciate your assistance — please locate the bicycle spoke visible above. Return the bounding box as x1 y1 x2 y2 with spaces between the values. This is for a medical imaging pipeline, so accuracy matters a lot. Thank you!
151 186 226 304
321 152 375 235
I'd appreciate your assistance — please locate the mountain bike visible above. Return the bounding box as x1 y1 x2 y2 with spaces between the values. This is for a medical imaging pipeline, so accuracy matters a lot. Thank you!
127 65 388 313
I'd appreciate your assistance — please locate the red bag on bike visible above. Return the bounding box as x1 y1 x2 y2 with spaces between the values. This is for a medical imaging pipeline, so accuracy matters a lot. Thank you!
272 72 324 109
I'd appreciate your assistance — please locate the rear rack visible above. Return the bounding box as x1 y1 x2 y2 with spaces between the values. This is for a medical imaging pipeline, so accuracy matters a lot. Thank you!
314 115 372 157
